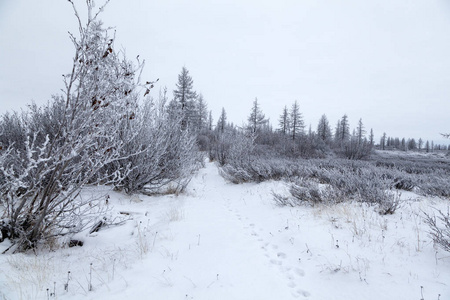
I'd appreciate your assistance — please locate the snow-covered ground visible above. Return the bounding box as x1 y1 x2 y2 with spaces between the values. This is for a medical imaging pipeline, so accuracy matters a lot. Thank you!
1 161 449 300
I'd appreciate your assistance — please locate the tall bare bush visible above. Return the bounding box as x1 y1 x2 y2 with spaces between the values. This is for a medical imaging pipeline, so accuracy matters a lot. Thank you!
0 1 146 252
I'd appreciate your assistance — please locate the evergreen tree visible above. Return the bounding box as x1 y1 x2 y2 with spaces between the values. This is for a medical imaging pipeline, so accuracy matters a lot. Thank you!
196 93 208 132
173 66 197 130
208 110 213 131
356 118 366 145
290 100 304 140
334 120 341 144
401 138 406 151
317 114 332 143
381 132 387 150
339 114 350 142
408 138 417 150
217 107 227 134
247 98 267 134
278 105 290 135
369 128 374 146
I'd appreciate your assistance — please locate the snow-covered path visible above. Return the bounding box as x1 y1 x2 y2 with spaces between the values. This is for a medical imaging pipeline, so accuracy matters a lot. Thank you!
102 161 310 299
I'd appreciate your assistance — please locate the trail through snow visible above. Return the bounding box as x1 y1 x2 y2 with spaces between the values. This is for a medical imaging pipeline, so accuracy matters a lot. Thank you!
101 161 310 299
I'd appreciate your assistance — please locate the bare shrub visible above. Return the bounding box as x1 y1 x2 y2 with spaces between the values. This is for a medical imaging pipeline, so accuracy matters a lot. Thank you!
219 163 254 184
277 160 401 214
424 208 450 252
0 2 147 252
341 139 373 160
288 179 341 206
272 192 296 207
105 94 202 195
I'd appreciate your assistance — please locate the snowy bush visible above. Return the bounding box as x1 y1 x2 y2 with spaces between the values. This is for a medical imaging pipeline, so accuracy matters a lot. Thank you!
282 165 399 213
337 138 373 160
220 149 447 215
288 179 340 206
371 154 450 198
217 132 256 183
103 95 202 195
424 208 450 252
0 2 149 252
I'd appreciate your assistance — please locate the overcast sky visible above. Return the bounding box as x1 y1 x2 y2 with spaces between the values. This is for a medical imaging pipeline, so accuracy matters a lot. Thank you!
1 0 450 144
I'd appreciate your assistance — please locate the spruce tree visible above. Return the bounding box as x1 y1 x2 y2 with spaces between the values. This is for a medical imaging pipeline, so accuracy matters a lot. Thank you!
290 100 304 140
173 67 197 130
317 114 332 143
247 98 267 134
217 107 227 134
339 114 350 142
356 118 366 145
278 105 290 135
196 93 208 132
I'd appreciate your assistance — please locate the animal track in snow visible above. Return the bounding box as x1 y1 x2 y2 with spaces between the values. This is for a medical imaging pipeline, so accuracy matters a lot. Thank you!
287 281 297 288
270 259 282 266
296 289 311 297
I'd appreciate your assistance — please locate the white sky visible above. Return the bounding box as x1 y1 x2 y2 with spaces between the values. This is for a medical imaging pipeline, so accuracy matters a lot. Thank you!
1 0 450 144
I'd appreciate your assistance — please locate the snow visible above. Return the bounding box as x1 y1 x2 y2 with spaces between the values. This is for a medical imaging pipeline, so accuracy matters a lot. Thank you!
1 161 449 300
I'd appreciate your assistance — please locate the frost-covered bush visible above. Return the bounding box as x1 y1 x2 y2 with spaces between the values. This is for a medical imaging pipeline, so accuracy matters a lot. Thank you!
209 132 232 166
220 155 306 184
370 154 450 198
0 2 150 252
337 138 373 160
288 179 341 206
106 96 202 195
217 132 256 183
282 163 399 213
424 208 450 252
220 147 447 214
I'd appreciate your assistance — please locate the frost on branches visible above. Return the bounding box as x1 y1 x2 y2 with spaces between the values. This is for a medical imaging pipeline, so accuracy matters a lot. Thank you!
0 1 198 252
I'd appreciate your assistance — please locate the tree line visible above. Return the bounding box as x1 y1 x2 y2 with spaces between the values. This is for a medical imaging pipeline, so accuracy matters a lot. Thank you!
379 134 448 152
